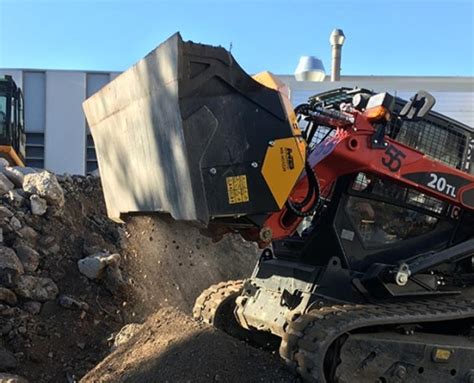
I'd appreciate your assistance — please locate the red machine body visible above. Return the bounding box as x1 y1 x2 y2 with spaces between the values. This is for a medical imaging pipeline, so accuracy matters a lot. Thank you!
263 107 474 243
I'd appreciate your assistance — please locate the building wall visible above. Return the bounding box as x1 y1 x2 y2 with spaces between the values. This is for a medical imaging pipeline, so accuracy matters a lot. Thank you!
0 69 120 174
281 75 474 127
45 71 87 174
0 69 472 175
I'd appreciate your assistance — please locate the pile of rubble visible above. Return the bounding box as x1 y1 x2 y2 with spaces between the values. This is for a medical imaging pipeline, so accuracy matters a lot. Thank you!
0 161 262 383
0 162 124 383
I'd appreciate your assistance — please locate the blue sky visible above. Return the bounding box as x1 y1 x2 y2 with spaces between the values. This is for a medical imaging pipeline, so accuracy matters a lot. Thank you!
0 0 473 76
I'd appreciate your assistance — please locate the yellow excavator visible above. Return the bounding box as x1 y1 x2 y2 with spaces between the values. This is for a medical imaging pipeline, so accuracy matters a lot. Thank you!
0 75 26 166
84 34 474 382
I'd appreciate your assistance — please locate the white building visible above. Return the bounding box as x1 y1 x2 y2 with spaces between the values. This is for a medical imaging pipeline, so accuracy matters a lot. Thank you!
0 68 472 175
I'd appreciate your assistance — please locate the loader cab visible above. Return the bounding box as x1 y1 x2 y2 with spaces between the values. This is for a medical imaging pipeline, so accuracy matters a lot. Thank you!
333 172 460 272
0 76 26 166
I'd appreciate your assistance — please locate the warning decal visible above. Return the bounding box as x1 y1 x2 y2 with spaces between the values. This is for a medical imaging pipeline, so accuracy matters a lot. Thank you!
226 175 250 204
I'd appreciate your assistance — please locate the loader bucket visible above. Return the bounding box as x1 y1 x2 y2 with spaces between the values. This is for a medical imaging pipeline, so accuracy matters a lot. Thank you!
83 33 304 224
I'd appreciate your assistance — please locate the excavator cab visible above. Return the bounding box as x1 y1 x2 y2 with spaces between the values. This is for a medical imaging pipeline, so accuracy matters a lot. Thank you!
0 76 26 166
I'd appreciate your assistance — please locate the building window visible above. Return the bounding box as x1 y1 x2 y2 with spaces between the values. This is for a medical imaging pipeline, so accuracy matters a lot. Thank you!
26 132 44 168
23 71 46 168
85 73 110 174
86 134 98 173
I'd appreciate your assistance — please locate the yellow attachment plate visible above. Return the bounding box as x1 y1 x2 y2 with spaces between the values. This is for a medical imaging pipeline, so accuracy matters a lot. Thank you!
261 137 306 209
252 71 301 136
226 175 250 204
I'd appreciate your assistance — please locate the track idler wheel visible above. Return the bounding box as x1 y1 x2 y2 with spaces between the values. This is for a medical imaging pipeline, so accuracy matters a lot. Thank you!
193 280 245 336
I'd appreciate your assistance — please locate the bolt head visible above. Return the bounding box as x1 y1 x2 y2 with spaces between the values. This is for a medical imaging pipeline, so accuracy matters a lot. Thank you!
251 162 258 168
209 168 217 175
394 365 407 379
397 274 408 285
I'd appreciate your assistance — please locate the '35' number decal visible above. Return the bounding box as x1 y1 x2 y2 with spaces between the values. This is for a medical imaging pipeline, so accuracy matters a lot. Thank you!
382 145 406 172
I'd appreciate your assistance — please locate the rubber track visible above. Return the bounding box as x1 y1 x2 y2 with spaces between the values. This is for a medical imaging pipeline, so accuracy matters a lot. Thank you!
279 296 474 382
192 280 243 325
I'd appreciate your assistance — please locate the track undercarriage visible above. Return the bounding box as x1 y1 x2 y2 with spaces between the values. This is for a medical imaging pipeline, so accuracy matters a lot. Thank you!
194 276 474 383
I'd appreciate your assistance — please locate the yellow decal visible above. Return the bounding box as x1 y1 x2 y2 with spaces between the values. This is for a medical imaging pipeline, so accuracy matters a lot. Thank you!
252 71 301 136
433 348 452 362
226 175 250 204
261 137 306 209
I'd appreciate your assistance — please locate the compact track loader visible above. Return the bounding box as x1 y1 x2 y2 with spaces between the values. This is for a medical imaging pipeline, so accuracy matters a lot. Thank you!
83 33 474 382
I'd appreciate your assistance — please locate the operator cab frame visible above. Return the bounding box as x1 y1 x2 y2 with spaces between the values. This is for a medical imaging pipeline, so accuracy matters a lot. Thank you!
0 75 26 166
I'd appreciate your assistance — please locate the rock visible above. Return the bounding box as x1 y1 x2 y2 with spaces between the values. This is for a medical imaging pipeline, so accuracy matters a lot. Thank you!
15 276 59 301
2 167 37 188
0 373 29 383
0 173 14 195
29 195 47 216
78 253 120 280
23 301 41 315
105 262 126 294
7 190 25 208
9 217 21 231
58 294 89 311
0 246 24 287
0 322 12 336
14 243 40 272
0 206 13 220
45 244 60 255
82 243 103 257
0 158 10 168
39 235 55 248
0 347 18 370
0 303 14 316
23 171 65 207
112 323 142 350
16 226 38 245
0 287 17 305
0 228 3 244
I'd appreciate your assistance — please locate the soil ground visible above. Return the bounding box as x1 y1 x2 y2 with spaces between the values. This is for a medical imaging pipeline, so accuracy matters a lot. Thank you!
81 308 299 383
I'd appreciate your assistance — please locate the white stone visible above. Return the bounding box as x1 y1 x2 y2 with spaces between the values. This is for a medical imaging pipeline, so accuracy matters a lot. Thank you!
78 252 120 280
23 171 65 207
29 195 47 216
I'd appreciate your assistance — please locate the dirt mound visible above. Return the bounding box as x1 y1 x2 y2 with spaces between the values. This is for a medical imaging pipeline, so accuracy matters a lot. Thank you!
81 307 297 383
0 172 124 382
0 169 264 382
